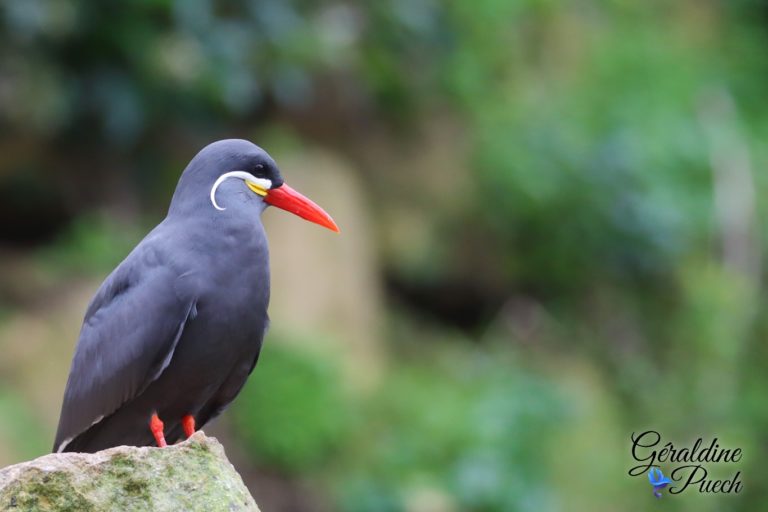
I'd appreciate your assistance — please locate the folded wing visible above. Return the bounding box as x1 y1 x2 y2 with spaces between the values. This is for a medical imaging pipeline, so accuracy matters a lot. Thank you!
53 252 196 452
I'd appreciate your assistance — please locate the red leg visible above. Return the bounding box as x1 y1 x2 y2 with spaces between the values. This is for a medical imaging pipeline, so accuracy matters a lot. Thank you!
182 415 196 438
149 413 167 447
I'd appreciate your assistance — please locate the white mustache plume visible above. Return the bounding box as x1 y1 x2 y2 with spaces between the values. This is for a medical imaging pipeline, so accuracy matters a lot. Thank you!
210 171 272 211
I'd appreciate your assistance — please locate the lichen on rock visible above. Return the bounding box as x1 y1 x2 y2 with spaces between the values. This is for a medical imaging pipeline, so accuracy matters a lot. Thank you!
0 432 259 512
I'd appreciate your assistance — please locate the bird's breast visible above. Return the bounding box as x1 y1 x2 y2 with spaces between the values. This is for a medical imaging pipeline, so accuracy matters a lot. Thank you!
199 252 269 326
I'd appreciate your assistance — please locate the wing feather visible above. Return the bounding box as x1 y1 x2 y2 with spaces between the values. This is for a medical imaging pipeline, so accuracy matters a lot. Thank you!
53 249 196 452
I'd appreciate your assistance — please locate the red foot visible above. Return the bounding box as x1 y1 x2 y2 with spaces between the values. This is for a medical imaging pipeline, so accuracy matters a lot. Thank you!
150 413 167 447
182 414 196 438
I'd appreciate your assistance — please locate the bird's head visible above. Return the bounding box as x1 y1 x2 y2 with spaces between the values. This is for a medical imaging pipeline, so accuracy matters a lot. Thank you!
169 139 339 232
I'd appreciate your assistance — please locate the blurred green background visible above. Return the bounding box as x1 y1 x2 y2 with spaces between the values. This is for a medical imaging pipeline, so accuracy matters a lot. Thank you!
0 0 765 510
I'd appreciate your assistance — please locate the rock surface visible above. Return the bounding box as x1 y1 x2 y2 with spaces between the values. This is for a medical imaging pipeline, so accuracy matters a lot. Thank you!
0 432 259 512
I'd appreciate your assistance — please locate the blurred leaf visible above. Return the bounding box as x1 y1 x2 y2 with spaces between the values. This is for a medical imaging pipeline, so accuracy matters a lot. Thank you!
231 338 350 473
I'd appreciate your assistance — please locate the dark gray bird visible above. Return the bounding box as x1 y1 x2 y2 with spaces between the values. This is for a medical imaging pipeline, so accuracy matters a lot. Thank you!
53 139 338 453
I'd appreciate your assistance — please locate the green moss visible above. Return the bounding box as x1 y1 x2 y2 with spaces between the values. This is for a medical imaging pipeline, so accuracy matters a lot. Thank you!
163 463 177 479
186 439 211 455
0 436 258 511
107 453 135 469
2 470 94 512
121 477 150 498
103 453 137 481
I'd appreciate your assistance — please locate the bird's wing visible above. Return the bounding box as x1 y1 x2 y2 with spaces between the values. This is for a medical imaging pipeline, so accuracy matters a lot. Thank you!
53 250 197 452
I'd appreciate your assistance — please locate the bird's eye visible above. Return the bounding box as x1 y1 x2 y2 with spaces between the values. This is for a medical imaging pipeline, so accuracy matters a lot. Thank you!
254 164 265 175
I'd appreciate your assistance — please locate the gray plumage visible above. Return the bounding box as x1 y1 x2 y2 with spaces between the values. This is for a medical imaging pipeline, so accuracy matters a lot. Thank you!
54 139 282 452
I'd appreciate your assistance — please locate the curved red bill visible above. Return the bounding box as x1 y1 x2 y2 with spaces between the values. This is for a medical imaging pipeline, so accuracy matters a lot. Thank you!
264 183 340 232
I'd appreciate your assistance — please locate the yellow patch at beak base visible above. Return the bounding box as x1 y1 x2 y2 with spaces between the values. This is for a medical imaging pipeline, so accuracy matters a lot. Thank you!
246 182 268 197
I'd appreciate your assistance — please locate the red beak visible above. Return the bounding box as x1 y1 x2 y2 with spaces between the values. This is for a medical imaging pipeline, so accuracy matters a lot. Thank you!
264 183 340 232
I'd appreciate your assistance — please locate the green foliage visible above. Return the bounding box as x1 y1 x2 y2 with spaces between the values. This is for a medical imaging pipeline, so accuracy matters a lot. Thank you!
330 344 564 512
35 214 143 275
0 0 435 143
433 1 767 295
231 337 565 511
230 339 350 474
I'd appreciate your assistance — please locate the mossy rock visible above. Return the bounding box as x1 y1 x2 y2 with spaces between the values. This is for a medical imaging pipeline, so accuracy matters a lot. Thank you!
0 432 259 512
